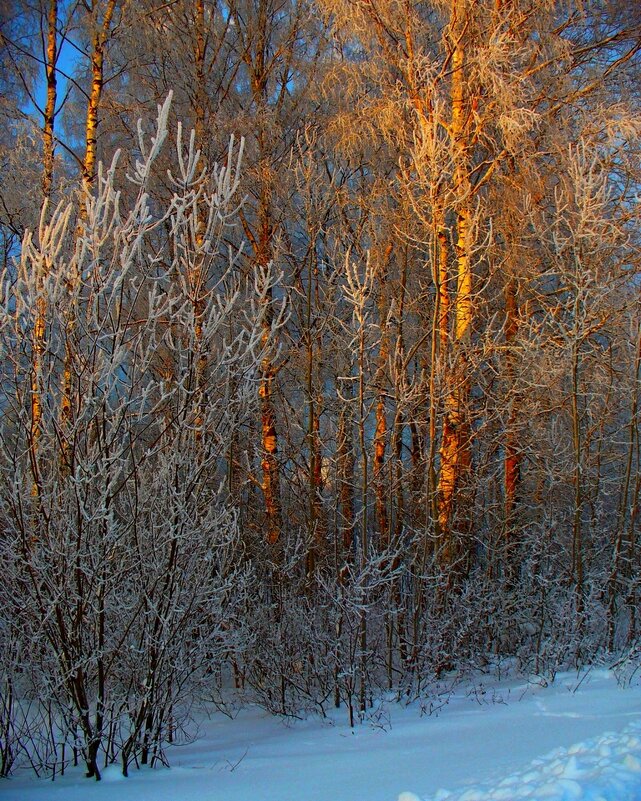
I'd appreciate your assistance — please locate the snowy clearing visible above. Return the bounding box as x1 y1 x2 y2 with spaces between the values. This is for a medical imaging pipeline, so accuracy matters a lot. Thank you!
2 668 640 801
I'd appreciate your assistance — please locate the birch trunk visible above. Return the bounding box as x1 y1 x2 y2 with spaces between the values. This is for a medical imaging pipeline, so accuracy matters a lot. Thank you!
82 0 116 196
42 0 58 200
62 0 117 473
436 0 473 568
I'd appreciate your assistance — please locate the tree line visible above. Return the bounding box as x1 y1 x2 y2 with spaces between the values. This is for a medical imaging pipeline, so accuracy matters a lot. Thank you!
0 0 640 780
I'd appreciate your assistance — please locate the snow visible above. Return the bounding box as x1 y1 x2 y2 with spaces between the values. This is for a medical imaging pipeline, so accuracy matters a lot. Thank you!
399 719 641 801
2 668 640 801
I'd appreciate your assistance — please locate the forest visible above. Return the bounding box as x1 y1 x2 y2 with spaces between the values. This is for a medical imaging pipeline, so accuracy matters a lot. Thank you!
0 0 640 782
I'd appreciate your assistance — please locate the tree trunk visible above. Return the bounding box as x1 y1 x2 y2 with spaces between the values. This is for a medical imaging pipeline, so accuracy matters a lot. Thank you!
373 244 392 551
42 0 58 200
503 276 521 571
61 0 117 474
82 0 116 196
436 0 473 570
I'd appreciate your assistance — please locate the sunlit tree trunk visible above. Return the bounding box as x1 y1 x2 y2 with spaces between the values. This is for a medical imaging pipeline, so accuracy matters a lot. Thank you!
29 269 46 499
82 0 117 196
358 318 368 715
42 0 58 200
31 0 58 497
373 243 392 550
256 198 283 547
428 205 450 545
61 0 117 475
234 0 287 547
436 0 472 568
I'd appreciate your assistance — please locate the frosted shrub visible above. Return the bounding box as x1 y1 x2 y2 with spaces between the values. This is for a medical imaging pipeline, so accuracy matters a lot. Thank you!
0 95 284 779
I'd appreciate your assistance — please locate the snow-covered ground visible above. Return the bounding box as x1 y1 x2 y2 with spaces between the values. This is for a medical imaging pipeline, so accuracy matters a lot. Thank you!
2 667 640 801
399 720 641 801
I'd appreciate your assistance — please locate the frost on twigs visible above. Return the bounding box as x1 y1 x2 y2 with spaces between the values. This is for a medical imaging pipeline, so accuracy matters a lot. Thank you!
128 92 173 185
0 95 284 780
